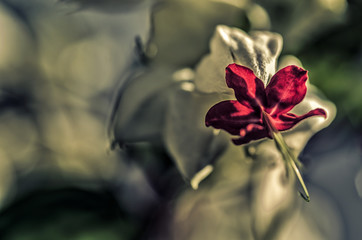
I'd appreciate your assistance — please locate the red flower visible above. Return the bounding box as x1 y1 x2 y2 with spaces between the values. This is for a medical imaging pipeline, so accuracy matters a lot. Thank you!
205 63 327 145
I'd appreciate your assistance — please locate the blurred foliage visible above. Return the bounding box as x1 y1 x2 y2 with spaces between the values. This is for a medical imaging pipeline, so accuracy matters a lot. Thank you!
146 0 250 67
0 188 139 240
297 0 362 127
0 0 361 239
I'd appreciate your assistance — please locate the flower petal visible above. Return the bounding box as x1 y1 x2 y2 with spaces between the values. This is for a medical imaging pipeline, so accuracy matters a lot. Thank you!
226 64 266 110
232 124 269 145
273 108 327 131
205 100 262 136
265 65 308 116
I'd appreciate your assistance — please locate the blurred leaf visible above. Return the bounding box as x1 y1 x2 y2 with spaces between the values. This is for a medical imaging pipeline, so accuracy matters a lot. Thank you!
59 0 152 13
163 86 229 182
195 25 283 93
149 0 249 67
111 67 176 145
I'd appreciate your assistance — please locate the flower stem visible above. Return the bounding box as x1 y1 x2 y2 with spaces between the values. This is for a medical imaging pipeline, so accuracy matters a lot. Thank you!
262 111 310 202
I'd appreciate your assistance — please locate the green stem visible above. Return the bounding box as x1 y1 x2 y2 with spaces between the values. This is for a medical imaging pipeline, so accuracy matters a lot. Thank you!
262 111 310 202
